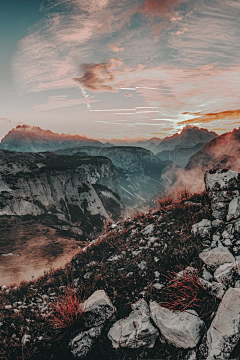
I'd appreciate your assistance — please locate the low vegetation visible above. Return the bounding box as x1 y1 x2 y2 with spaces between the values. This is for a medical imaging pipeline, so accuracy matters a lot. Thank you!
0 190 214 360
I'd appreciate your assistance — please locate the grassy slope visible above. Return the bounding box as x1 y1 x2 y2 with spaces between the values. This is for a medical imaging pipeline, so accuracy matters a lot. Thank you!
0 191 216 360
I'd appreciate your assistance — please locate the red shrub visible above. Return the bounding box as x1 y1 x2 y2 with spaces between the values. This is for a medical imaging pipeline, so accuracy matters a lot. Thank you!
50 287 83 329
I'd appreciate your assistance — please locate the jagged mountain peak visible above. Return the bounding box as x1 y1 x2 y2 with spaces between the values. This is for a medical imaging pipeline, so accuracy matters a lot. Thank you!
0 125 103 152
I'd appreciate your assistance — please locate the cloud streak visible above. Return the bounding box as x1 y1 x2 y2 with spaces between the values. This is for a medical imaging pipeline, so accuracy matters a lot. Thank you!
33 95 99 112
179 109 240 125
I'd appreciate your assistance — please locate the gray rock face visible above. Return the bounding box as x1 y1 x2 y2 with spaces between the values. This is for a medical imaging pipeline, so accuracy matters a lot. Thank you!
199 247 235 267
0 150 124 237
192 219 212 238
205 169 239 192
56 146 168 206
203 288 240 359
204 169 240 220
227 196 240 221
214 262 240 286
108 299 158 349
150 302 206 349
83 290 116 328
69 326 103 358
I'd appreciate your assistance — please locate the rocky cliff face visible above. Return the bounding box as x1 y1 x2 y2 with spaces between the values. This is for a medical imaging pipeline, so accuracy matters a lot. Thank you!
0 149 124 238
0 125 103 152
156 142 207 167
56 146 170 206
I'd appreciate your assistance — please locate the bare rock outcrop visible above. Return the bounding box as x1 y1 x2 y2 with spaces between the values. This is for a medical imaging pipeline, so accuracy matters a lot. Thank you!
108 299 158 349
150 302 206 349
200 288 240 359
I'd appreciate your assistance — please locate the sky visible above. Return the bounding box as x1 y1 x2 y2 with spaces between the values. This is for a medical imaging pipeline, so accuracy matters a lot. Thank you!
0 0 240 140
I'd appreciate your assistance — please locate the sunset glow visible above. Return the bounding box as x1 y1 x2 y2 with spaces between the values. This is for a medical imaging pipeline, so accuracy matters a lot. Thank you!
1 0 240 139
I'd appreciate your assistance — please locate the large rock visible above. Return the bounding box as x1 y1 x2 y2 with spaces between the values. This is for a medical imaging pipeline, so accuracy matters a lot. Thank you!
108 299 158 349
150 302 206 349
205 169 239 192
192 219 212 238
203 288 240 359
69 326 103 358
83 290 116 328
204 169 240 220
214 261 240 286
199 246 235 267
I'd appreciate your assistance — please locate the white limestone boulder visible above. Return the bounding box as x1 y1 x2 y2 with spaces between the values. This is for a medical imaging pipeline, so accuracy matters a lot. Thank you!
83 290 116 328
214 261 240 286
150 302 206 349
108 299 158 349
199 246 235 267
204 288 240 359
192 219 212 238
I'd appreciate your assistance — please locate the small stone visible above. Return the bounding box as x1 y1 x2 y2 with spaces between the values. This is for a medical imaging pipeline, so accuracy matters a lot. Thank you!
212 219 224 228
22 334 31 345
235 280 240 288
142 224 155 235
138 261 147 271
214 261 240 285
222 238 232 247
192 219 212 238
153 283 164 290
185 349 197 360
199 278 226 299
202 269 213 282
176 266 197 279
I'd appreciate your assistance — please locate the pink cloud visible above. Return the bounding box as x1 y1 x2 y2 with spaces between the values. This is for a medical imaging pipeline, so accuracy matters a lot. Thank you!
140 0 180 20
109 44 124 53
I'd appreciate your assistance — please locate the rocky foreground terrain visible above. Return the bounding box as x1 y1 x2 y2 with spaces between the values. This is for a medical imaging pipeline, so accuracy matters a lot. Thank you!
1 169 240 359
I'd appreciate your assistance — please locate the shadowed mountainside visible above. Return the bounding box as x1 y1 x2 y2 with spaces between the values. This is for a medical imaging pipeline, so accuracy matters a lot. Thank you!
55 146 170 206
155 126 217 165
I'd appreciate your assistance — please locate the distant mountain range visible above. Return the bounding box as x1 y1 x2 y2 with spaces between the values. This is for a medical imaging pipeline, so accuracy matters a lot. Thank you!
0 125 104 152
0 125 217 160
155 126 217 167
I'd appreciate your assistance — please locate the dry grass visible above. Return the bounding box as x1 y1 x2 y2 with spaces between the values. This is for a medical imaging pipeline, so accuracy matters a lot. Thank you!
159 266 219 322
157 188 193 210
50 287 83 329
